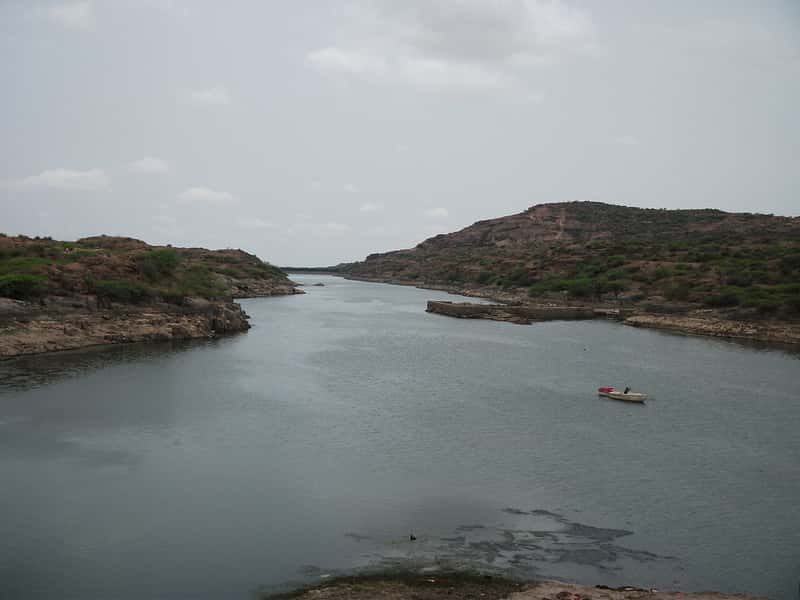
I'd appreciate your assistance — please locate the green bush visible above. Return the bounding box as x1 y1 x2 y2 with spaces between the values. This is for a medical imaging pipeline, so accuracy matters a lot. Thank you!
91 279 152 303
159 289 187 305
597 279 628 295
136 249 180 281
652 266 673 280
178 266 226 299
0 256 48 276
784 296 800 315
604 268 627 280
779 253 800 274
567 278 594 298
606 255 626 268
0 274 46 299
705 290 740 308
664 283 691 301
750 299 780 315
216 267 242 278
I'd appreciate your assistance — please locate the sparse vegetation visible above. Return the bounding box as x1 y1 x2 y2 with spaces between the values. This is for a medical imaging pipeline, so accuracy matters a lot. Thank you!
90 279 152 304
0 234 295 305
0 274 46 299
343 202 800 319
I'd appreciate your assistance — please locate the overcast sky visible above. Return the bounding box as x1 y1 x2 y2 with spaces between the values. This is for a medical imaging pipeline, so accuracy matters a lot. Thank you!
1 1 798 265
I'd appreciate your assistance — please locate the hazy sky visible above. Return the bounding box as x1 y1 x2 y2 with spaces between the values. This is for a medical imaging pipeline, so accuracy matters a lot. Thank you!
1 1 798 265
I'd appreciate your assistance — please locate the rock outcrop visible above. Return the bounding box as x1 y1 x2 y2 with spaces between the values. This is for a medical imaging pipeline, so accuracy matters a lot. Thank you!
0 234 303 358
426 301 604 324
624 313 800 345
0 301 251 359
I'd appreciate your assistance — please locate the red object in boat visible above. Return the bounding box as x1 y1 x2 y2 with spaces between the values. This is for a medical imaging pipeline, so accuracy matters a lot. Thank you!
598 387 616 393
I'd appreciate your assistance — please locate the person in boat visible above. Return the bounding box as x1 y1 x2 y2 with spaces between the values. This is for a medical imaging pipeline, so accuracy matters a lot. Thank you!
624 387 631 394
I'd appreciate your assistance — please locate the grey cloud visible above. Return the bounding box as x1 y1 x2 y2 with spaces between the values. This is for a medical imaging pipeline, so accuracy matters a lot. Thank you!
612 136 639 146
16 168 110 191
307 0 594 91
235 216 275 230
128 157 169 174
424 207 449 218
46 1 95 30
1 1 798 266
184 87 231 106
177 187 237 204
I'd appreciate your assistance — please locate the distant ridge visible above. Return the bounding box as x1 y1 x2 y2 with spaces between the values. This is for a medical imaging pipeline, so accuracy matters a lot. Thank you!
342 201 800 319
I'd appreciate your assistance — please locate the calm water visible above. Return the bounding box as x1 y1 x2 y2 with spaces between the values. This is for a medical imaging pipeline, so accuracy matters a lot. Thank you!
1 275 799 600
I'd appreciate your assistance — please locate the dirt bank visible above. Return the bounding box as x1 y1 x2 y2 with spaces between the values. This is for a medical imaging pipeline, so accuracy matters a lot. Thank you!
264 573 766 600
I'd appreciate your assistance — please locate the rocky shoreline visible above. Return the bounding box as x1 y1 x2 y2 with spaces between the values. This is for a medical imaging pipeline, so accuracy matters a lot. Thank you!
347 276 800 346
0 298 253 359
262 572 766 600
426 300 623 325
0 284 304 359
623 313 800 345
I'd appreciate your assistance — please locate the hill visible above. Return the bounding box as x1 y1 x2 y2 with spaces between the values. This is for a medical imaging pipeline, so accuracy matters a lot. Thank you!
0 234 301 357
343 202 800 321
0 234 298 305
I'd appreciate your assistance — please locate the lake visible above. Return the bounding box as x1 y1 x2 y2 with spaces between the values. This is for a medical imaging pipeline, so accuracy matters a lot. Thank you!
1 275 798 600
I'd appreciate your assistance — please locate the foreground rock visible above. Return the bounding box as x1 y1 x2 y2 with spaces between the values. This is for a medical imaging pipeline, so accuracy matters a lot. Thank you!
264 573 765 600
0 299 251 359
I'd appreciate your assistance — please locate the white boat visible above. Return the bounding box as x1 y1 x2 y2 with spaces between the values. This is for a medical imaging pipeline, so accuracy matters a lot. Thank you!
597 387 648 403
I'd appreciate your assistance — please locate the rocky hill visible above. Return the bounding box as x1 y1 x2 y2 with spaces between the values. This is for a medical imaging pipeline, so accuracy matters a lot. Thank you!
0 234 301 357
343 202 800 322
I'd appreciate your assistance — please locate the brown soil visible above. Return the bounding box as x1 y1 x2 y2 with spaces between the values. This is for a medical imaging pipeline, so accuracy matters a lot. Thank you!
264 574 766 600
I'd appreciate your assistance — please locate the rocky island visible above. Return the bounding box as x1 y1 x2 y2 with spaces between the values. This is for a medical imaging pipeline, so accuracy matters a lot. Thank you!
336 202 800 345
0 234 302 358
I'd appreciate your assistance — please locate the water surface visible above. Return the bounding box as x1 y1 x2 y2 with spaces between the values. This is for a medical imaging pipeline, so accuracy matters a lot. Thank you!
1 275 799 599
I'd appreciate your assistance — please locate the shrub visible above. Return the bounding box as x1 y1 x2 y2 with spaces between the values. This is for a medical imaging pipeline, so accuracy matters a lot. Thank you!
476 271 493 284
751 299 780 315
779 253 800 274
216 267 242 278
136 249 180 281
605 255 626 268
508 266 535 286
705 290 740 308
652 266 673 280
159 289 187 305
784 296 800 315
0 274 46 299
178 266 227 299
597 279 628 295
566 278 594 298
664 283 691 301
91 279 152 303
0 256 48 276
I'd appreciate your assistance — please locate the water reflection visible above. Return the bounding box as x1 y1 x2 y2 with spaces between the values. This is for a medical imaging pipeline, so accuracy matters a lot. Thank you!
1 276 798 600
0 336 242 393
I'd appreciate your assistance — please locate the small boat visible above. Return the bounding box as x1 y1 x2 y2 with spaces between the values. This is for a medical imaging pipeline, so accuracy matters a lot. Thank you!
597 387 648 403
